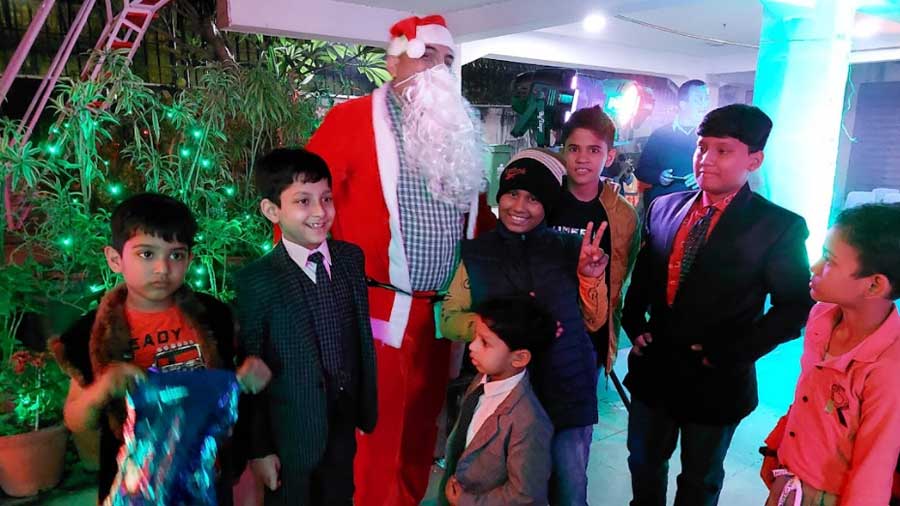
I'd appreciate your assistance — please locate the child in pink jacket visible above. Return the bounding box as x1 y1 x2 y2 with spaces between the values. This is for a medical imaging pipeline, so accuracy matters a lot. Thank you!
761 203 900 505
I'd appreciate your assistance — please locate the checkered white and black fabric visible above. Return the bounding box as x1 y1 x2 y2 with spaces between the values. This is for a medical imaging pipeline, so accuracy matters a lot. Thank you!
305 252 351 391
386 90 464 291
233 240 377 504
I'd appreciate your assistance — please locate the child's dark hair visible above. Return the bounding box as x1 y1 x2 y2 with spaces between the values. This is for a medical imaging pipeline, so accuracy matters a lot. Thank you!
110 193 198 253
678 79 707 103
697 104 773 153
833 203 900 299
254 148 332 205
560 106 616 149
473 296 556 354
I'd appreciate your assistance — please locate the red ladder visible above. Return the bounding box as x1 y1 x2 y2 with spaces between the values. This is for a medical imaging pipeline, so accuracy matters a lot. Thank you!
82 0 173 81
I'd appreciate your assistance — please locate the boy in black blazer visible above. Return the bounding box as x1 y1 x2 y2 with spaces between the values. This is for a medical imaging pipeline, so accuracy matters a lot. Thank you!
622 104 814 506
235 148 377 506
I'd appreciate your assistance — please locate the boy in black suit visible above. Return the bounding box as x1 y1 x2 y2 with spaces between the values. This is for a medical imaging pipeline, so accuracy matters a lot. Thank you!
235 148 377 506
622 104 814 506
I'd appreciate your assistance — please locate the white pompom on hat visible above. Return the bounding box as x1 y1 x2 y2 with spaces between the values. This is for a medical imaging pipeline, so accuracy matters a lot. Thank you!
387 15 455 59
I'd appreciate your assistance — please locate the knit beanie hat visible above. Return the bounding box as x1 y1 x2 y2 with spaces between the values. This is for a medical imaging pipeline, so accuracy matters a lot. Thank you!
497 148 566 213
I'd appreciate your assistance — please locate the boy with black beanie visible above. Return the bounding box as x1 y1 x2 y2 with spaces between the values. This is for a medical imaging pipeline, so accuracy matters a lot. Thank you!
442 148 610 506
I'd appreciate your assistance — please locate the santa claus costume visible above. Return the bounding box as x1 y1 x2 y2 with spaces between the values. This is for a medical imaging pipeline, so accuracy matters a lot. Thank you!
306 15 493 506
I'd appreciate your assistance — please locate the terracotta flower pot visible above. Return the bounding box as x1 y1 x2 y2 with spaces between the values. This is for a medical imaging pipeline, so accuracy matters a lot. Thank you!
0 424 68 497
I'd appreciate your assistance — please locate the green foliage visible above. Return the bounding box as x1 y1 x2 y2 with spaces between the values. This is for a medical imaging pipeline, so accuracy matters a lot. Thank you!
0 349 69 435
261 37 391 97
0 42 386 436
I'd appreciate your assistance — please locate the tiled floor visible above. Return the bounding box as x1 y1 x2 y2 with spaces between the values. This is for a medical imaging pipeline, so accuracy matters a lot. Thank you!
423 338 804 506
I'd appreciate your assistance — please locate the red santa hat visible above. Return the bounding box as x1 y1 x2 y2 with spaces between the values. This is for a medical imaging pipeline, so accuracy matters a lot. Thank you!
387 15 454 59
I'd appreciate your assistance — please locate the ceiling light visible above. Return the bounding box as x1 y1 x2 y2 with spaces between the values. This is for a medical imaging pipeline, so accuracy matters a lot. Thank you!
582 13 607 33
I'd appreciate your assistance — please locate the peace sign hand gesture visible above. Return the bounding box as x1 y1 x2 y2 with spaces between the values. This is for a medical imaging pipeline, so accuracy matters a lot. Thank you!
578 221 610 279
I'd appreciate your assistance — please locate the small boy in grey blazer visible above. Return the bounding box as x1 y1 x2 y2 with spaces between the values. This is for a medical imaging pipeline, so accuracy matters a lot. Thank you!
440 296 555 506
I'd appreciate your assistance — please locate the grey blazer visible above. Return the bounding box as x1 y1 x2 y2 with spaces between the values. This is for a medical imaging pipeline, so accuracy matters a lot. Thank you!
440 371 553 506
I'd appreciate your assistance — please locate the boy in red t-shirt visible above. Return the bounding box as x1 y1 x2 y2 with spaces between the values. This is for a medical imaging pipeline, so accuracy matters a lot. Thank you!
53 193 270 505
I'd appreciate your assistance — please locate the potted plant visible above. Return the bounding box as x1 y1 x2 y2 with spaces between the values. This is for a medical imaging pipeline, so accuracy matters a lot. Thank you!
0 263 70 497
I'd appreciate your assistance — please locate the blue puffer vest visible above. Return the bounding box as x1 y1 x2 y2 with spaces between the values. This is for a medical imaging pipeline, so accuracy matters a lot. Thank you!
461 222 598 429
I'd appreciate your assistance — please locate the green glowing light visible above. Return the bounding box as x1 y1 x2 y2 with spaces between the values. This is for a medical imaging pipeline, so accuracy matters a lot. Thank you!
179 147 191 158
47 144 60 156
60 237 73 248
193 280 203 288
191 128 203 140
89 284 104 293
200 158 212 169
224 186 235 197
261 242 272 252
193 265 206 275
107 183 122 196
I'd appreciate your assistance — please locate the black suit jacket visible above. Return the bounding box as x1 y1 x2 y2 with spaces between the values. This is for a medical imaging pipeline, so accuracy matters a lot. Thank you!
233 240 377 480
622 184 814 424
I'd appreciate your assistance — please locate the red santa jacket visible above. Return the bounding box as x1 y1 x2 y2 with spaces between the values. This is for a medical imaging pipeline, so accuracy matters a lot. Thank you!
305 84 494 348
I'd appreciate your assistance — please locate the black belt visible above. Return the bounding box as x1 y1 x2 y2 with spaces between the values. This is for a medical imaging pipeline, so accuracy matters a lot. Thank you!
366 278 447 303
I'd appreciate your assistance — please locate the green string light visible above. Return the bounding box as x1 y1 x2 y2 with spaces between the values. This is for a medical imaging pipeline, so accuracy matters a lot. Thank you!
191 128 203 140
224 186 235 197
60 237 73 248
261 242 272 252
107 183 123 196
46 144 60 156
193 265 206 276
179 146 191 158
200 158 212 169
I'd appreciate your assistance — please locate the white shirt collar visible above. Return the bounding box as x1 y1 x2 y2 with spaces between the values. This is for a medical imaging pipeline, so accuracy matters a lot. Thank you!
479 369 526 398
282 236 331 270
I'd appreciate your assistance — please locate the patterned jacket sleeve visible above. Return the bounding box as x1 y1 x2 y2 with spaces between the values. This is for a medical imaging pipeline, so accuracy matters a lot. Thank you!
233 265 277 459
440 261 477 342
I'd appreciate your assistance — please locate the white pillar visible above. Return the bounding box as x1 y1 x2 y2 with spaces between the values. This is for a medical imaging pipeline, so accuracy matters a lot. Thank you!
752 0 856 258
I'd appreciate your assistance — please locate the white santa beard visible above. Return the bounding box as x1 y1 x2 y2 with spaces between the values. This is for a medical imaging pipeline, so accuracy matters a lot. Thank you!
400 69 486 209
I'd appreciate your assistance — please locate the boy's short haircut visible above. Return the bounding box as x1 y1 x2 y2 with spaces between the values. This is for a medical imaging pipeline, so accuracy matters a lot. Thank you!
254 148 332 205
678 79 707 102
111 193 198 253
697 104 773 153
560 106 616 149
834 203 900 299
473 296 556 354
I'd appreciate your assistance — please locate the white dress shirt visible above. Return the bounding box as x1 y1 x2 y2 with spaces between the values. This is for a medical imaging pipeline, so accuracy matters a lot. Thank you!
282 237 331 283
466 370 526 445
